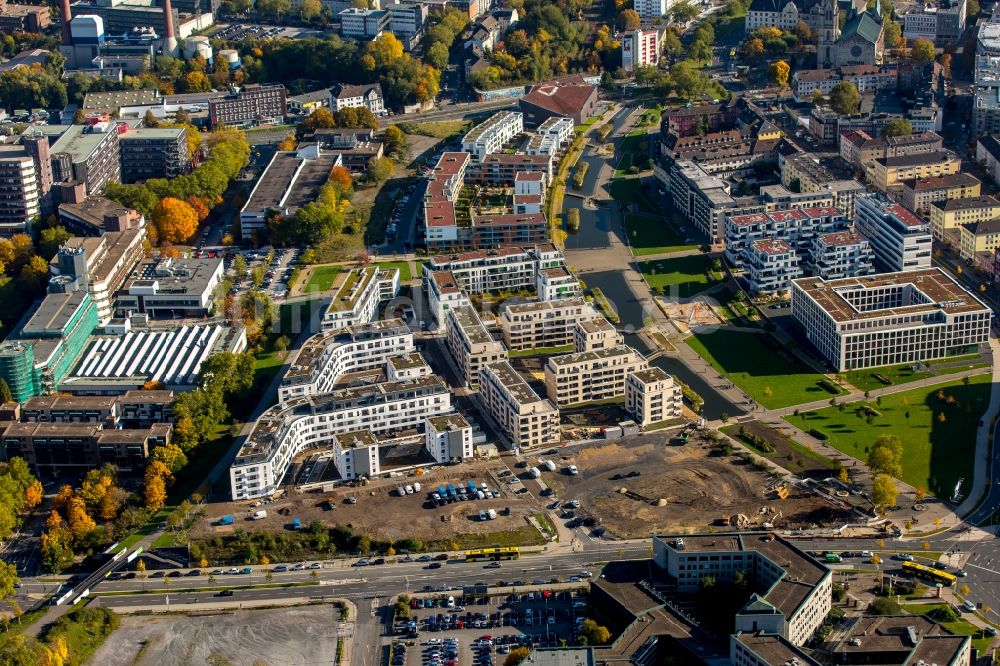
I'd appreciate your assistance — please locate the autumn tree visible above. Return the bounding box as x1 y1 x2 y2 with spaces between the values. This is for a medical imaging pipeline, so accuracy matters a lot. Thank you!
277 134 298 151
867 434 903 478
154 197 199 243
872 473 898 510
742 37 765 58
383 125 408 160
300 108 336 134
504 647 531 666
367 156 395 183
329 165 354 195
884 20 902 48
20 255 51 295
0 378 12 404
829 81 861 114
9 234 31 272
616 8 641 30
368 33 404 67
39 225 72 260
910 37 936 62
301 0 321 19
769 60 791 88
143 460 172 512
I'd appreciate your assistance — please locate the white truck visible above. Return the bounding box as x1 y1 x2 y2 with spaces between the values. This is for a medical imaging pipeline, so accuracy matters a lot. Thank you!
529 467 541 479
541 460 556 472
252 510 267 520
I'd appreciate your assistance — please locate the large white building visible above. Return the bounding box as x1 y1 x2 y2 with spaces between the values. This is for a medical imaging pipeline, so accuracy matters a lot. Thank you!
445 304 508 388
791 268 992 371
321 266 400 331
625 367 683 427
229 376 452 500
854 195 933 272
479 361 561 451
500 298 598 351
461 111 524 162
634 0 672 20
278 319 414 404
544 345 647 407
425 413 474 464
622 29 660 73
724 207 850 271
745 238 803 295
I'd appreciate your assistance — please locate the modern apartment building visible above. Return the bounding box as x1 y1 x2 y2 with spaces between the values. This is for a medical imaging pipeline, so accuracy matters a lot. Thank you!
653 534 832 647
791 268 992 371
867 151 961 193
423 151 470 250
278 319 414 404
118 126 190 183
49 122 122 196
0 142 48 235
621 28 660 73
544 345 646 407
779 153 867 215
470 212 549 248
898 173 982 213
625 367 682 427
461 111 524 162
807 230 875 280
634 0 671 19
667 159 740 243
425 413 474 463
536 266 581 301
472 154 552 186
330 429 381 480
445 304 508 388
929 195 1000 241
229 376 452 499
208 84 286 129
479 361 561 451
320 266 400 331
745 239 803 295
724 207 850 271
573 317 623 353
854 195 933 272
386 352 431 382
500 298 598 351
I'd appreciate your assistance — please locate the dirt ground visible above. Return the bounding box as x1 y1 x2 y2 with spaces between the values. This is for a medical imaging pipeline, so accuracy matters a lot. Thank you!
541 433 854 538
89 604 346 666
192 458 543 543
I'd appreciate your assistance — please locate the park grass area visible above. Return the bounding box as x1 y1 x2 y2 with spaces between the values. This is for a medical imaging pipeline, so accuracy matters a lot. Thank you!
575 116 600 132
791 375 991 498
638 254 719 298
903 603 994 654
688 329 847 409
721 420 838 476
714 285 758 324
375 260 412 281
303 265 341 292
624 214 696 256
397 120 471 138
845 364 934 392
615 130 648 177
609 178 657 214
509 344 574 358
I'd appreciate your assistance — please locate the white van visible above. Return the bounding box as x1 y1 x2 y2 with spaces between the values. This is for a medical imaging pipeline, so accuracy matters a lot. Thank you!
447 595 456 608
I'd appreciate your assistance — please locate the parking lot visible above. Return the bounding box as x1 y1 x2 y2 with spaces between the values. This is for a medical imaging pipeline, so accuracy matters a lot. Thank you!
392 589 588 666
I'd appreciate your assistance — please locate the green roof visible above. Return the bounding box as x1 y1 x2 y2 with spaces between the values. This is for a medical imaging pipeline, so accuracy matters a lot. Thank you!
841 11 882 44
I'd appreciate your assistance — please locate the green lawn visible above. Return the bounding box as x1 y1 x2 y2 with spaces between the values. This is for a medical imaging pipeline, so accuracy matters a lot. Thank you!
375 260 412 281
845 365 934 392
624 214 696 256
397 120 471 138
303 265 341 292
509 344 574 358
609 178 657 214
688 329 847 409
792 375 991 498
638 254 719 298
903 603 994 654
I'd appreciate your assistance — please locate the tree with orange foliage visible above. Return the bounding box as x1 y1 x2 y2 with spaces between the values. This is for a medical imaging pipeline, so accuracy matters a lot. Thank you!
24 480 43 510
329 165 353 195
154 197 198 243
144 460 173 512
277 134 298 151
143 380 167 390
66 496 96 542
186 196 210 222
300 108 336 134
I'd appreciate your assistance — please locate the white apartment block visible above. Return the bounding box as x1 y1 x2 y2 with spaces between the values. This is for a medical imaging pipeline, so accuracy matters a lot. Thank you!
387 352 432 382
536 116 574 150
635 0 672 19
807 230 875 280
544 345 647 407
425 413 474 463
537 266 581 301
279 319 414 404
321 266 400 331
791 268 992 372
500 298 598 351
653 534 832 647
724 207 850 271
746 239 803 295
229 376 452 500
461 111 524 162
667 160 739 243
625 367 683 427
854 195 933 273
514 171 545 197
445 304 508 388
904 11 938 40
622 29 660 73
479 361 561 450
339 8 391 38
573 317 622 352
331 429 381 481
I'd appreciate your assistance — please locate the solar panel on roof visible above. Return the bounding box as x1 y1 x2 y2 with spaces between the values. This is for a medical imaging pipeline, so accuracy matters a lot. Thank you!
138 332 168 374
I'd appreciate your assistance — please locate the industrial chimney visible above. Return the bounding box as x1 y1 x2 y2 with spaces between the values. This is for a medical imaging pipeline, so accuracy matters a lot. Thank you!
60 0 73 44
162 0 178 57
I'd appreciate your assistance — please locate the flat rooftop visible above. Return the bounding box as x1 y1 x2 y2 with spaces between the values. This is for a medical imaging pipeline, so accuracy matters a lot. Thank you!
876 150 958 168
244 150 341 214
793 267 991 322
819 230 866 246
388 352 428 371
902 172 980 191
127 257 221 296
576 317 616 334
832 615 969 663
629 367 670 384
22 290 90 336
503 297 588 315
332 429 378 449
548 344 638 367
484 361 546 405
933 195 1000 212
328 266 394 313
448 305 496 346
49 124 115 163
732 633 819 665
427 412 470 431
285 318 409 380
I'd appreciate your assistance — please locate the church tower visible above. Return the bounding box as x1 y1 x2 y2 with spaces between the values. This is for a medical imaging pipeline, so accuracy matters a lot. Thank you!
816 0 840 68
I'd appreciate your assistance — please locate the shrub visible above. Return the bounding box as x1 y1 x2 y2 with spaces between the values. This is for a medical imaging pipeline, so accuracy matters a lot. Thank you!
808 429 828 441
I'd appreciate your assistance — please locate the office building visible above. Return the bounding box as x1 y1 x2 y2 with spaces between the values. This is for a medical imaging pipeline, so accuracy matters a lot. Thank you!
625 367 682 427
807 230 875 280
229 376 452 499
479 361 560 450
855 195 933 272
19 390 173 427
461 111 523 162
544 345 646 407
0 421 171 474
573 317 622 353
48 122 122 196
791 268 992 371
208 84 286 129
116 257 224 319
445 304 507 388
278 319 414 404
902 0 967 43
387 2 428 38
667 160 740 243
118 126 189 183
730 633 821 666
339 7 391 38
0 143 46 235
828 615 972 665
500 299 598 351
425 413 474 463
320 265 400 332
780 153 867 215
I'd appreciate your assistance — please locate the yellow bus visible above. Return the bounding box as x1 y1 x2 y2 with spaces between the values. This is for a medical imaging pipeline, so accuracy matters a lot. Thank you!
902 560 956 586
465 547 520 562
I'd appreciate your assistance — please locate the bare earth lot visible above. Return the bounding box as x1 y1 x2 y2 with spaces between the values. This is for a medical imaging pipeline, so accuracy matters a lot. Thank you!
90 605 345 666
541 434 852 537
193 458 543 544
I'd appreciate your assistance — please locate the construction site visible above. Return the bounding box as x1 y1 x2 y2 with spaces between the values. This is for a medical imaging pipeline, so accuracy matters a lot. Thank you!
540 432 859 538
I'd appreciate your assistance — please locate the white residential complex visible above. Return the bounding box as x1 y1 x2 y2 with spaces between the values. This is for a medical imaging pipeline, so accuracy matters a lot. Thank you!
724 207 850 269
461 111 524 162
425 413 474 464
791 268 991 371
229 376 452 500
544 345 647 407
854 195 933 273
479 361 561 450
500 298 598 351
445 304 508 388
635 0 672 20
622 29 661 73
745 239 803 295
321 266 400 331
807 230 875 280
625 367 683 427
573 317 623 352
278 319 414 404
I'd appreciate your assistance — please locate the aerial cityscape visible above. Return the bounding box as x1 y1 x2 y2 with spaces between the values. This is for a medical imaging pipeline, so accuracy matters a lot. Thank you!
1 0 1000 662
